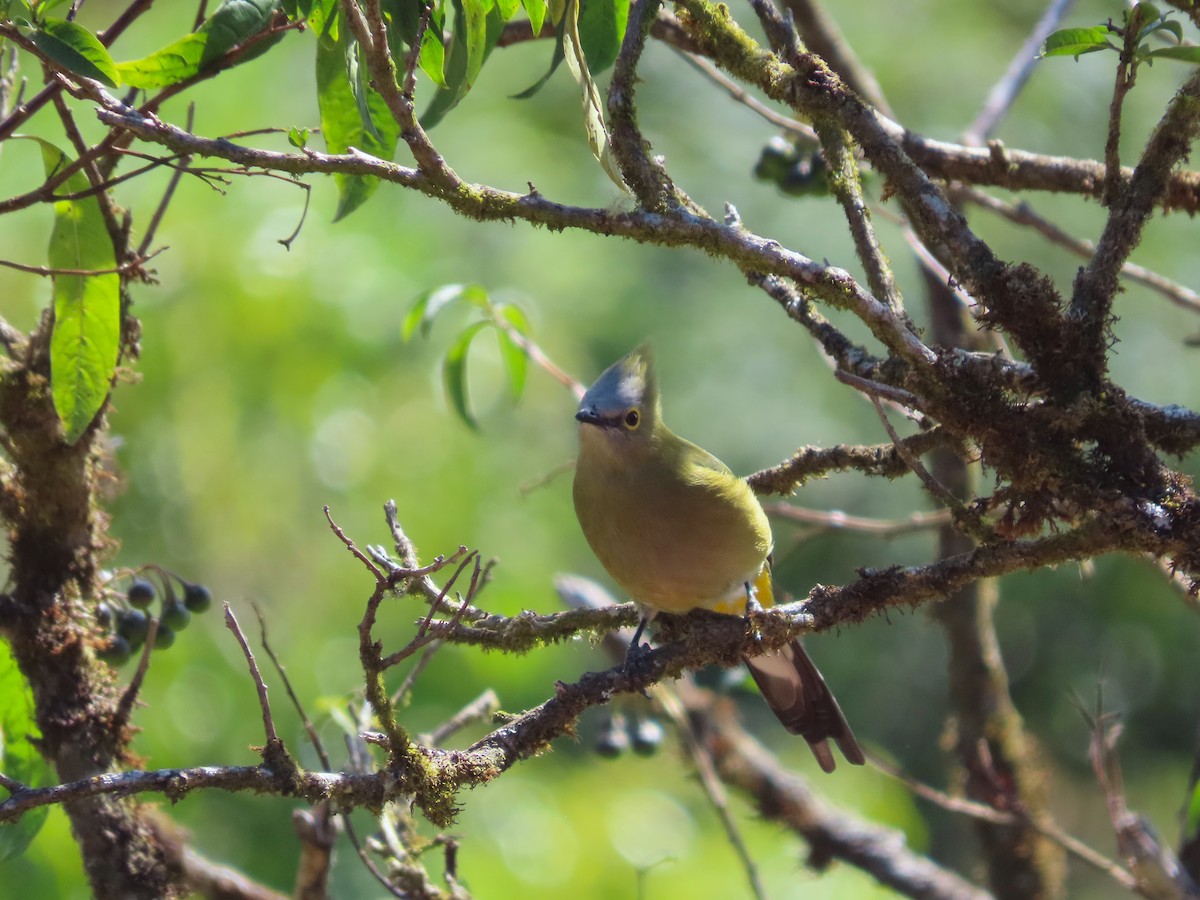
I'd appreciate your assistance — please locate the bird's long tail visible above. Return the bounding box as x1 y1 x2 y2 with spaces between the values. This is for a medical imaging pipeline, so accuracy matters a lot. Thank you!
742 565 864 773
743 639 865 772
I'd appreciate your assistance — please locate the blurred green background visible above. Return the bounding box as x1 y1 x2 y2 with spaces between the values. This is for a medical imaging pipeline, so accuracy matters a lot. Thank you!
4 0 1200 896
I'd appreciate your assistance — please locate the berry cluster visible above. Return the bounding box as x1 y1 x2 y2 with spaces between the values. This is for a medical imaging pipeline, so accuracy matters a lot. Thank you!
95 569 213 666
593 711 665 759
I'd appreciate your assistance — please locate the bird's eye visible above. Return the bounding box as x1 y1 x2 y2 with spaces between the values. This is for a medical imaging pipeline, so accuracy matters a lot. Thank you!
623 408 640 430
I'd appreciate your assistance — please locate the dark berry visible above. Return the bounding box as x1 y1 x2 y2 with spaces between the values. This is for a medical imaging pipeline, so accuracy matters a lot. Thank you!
631 717 665 756
127 578 157 608
97 635 132 667
116 609 149 647
152 625 176 650
161 600 191 631
183 583 213 613
594 715 630 758
95 601 113 628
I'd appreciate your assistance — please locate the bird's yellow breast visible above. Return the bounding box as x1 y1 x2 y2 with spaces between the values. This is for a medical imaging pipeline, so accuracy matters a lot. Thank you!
573 425 772 614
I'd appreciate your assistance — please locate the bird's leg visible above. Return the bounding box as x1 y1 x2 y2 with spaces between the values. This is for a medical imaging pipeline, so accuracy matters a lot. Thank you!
743 581 764 616
628 615 650 652
623 610 657 670
743 581 766 644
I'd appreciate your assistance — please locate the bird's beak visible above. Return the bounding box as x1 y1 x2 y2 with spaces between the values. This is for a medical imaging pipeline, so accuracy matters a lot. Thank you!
575 406 607 426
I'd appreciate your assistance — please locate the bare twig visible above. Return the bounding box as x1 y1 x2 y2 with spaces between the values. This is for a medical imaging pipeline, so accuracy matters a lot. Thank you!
224 604 279 747
654 686 768 900
763 503 952 536
324 505 385 581
114 616 160 730
675 48 818 141
957 187 1200 316
0 248 165 279
964 0 1078 145
138 104 196 258
870 753 1137 890
422 689 501 747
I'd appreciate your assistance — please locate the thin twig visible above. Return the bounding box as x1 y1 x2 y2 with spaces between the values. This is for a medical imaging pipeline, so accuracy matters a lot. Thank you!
900 226 1013 358
324 505 385 581
490 312 584 399
654 686 769 900
0 247 165 279
963 0 1078 145
763 503 952 535
870 752 1138 889
49 86 125 253
138 104 195 258
834 369 922 411
390 642 443 707
868 395 962 513
675 48 817 142
114 615 160 729
957 186 1200 316
422 690 501 747
254 604 330 770
224 603 279 746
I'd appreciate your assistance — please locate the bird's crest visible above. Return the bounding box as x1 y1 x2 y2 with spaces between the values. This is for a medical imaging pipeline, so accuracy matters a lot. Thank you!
581 345 658 416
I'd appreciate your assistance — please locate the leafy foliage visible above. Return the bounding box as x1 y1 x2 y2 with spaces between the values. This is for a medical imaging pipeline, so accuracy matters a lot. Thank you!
315 9 400 220
115 0 282 88
24 139 120 445
24 18 120 87
1043 2 1200 65
404 284 533 429
0 642 50 861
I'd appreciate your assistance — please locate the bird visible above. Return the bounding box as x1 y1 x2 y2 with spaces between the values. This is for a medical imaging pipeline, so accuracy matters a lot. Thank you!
571 346 863 772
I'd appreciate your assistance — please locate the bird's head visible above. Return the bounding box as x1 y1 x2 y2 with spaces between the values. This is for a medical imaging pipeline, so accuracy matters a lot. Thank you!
575 345 661 449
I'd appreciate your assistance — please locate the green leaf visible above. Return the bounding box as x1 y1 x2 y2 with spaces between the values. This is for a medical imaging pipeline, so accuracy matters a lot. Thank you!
281 0 314 21
1042 26 1114 59
577 0 628 75
0 641 51 861
1187 771 1200 840
562 0 626 190
202 0 281 64
420 0 505 128
1137 14 1182 44
1146 45 1200 63
345 38 381 140
31 0 70 14
3 0 34 20
287 125 310 148
495 0 520 21
442 320 491 430
27 139 120 445
403 283 488 340
384 0 447 88
307 0 338 36
523 0 547 35
115 34 207 89
1128 2 1161 32
30 19 120 87
315 10 401 220
512 18 565 98
1157 18 1184 44
416 8 447 87
494 303 530 399
114 0 280 89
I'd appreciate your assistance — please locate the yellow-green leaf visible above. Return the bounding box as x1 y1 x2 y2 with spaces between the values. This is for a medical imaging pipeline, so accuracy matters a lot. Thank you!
316 11 400 220
443 320 491 430
30 139 120 444
0 641 51 861
31 18 120 87
561 0 626 191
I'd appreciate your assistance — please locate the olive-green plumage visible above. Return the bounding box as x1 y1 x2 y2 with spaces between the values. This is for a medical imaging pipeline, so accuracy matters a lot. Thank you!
572 347 863 772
